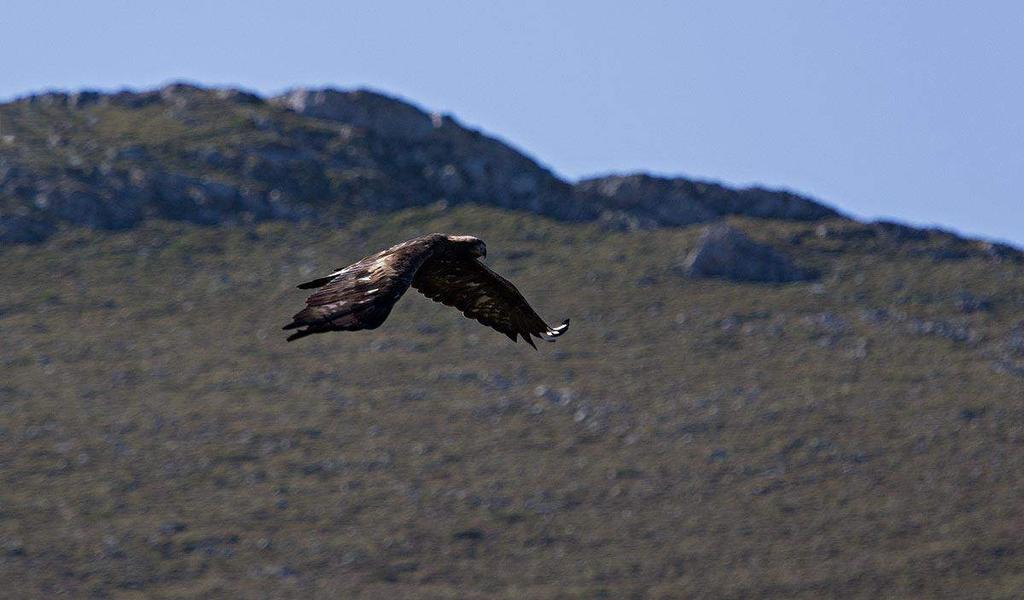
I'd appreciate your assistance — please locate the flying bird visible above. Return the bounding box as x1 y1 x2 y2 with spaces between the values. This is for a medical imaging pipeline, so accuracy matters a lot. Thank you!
283 233 570 347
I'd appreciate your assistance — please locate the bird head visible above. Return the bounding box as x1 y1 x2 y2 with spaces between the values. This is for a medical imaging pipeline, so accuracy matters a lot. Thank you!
449 235 487 259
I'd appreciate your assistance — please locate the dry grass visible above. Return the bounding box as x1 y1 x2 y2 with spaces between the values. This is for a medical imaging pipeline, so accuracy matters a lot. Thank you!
1 206 1023 598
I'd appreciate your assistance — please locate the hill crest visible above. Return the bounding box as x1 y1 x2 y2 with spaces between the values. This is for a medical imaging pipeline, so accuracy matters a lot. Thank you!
0 83 845 244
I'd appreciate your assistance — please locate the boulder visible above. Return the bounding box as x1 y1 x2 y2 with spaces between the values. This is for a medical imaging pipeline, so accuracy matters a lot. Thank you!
680 224 816 283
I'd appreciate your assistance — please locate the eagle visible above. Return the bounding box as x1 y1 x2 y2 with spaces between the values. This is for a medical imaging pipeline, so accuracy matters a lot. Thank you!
283 233 570 347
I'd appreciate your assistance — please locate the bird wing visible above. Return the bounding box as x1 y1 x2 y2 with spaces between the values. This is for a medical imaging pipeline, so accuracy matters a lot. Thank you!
411 256 569 348
283 239 435 341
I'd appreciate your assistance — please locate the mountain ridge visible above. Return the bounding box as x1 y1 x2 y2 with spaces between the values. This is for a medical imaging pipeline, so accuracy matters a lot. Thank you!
2 83 847 245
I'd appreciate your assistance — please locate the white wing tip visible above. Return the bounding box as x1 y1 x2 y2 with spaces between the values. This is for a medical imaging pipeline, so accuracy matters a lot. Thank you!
541 319 570 341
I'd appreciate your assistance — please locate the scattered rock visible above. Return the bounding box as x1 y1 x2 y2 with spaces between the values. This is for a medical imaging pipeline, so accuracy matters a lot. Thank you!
158 521 187 535
2 538 25 557
1005 327 1024 357
975 240 1024 263
708 448 729 462
69 90 102 108
596 210 658 232
907 319 976 344
181 534 238 557
214 88 264 105
954 292 993 314
452 528 485 541
815 223 878 242
105 89 162 109
959 407 987 421
872 220 929 242
259 564 299 579
992 325 1024 378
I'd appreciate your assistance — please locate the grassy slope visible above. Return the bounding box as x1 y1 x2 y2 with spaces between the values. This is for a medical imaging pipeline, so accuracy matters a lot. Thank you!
1 206 1023 598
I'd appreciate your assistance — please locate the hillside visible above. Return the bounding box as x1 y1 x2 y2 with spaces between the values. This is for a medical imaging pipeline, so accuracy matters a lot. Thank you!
1 86 1024 598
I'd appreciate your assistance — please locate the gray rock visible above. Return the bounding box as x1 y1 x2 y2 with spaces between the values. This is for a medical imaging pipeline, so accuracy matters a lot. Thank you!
906 318 975 344
104 89 162 109
214 87 264 105
158 521 187 535
159 82 207 107
954 292 993 314
23 92 69 107
815 223 878 241
69 90 102 108
679 224 817 283
596 210 658 232
872 220 930 241
978 240 1023 262
1006 327 1024 357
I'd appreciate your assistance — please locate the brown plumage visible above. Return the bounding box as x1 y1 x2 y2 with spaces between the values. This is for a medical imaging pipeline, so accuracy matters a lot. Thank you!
282 233 570 347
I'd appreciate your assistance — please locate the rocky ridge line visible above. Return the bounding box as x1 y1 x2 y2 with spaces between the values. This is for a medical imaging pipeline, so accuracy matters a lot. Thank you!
0 83 1013 262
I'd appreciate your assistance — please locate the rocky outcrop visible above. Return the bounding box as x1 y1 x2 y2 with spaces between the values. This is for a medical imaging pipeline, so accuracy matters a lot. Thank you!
679 224 817 283
272 87 592 221
578 173 839 225
273 88 435 140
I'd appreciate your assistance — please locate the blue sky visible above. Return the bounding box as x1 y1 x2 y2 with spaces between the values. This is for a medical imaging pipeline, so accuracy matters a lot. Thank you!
3 1 1022 245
